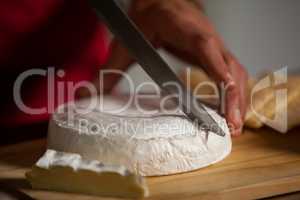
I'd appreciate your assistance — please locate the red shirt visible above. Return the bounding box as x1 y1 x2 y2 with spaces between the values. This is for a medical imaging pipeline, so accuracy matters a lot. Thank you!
0 0 109 126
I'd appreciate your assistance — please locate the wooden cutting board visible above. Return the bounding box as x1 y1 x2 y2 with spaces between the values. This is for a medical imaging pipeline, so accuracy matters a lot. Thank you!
1 128 300 200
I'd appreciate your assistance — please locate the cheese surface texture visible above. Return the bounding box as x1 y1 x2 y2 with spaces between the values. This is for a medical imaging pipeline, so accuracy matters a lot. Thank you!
26 150 148 198
48 95 231 176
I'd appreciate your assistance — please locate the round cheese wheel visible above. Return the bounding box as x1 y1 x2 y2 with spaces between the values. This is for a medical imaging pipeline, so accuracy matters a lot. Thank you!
48 95 231 176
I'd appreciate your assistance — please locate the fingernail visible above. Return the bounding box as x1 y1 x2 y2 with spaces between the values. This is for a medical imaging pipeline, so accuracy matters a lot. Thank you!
230 125 243 137
231 131 241 137
226 73 233 82
225 74 236 91
226 73 235 84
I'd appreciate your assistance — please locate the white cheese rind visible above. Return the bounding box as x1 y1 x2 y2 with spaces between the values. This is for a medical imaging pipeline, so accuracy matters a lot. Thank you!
26 150 148 198
48 95 232 176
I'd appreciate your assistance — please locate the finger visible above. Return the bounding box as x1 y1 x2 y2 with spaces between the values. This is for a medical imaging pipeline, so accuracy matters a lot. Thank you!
226 80 243 136
223 52 248 121
166 34 243 134
195 37 232 83
238 68 248 121
223 52 248 135
166 44 243 135
194 38 244 135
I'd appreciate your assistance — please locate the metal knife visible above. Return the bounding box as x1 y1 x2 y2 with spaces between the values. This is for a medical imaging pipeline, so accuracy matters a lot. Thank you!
88 0 226 137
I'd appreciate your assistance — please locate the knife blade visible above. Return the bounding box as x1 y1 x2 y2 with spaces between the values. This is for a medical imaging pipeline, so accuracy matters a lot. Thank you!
88 0 226 137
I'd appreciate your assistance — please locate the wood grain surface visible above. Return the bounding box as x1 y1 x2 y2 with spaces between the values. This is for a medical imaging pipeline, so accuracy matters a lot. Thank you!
0 128 300 200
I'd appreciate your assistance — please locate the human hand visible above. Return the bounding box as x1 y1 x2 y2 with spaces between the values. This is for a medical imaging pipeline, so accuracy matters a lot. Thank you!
100 0 248 136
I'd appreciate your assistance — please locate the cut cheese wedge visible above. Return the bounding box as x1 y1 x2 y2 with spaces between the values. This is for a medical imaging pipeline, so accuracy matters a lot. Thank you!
26 150 149 199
